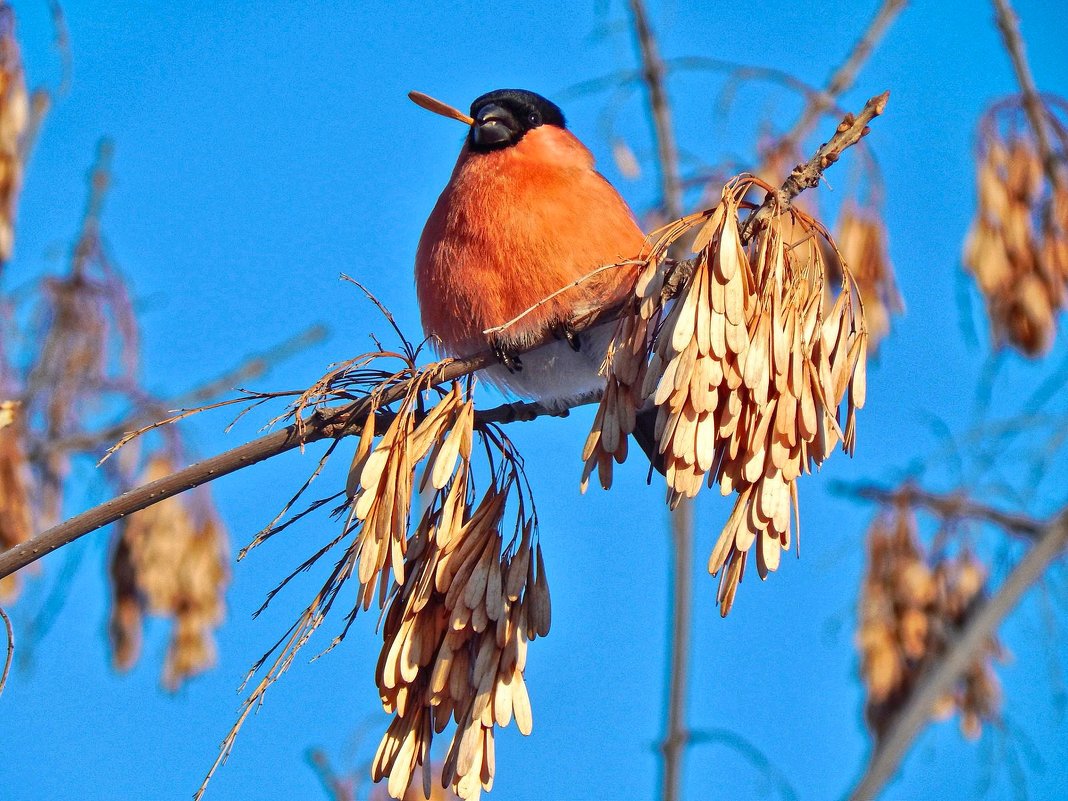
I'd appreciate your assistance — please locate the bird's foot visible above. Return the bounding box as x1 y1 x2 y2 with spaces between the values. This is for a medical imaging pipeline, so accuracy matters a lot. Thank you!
491 338 523 373
551 322 582 351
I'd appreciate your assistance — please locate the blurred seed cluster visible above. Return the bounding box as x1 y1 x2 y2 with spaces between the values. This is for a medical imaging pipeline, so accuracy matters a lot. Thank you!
585 178 868 614
963 96 1068 356
0 5 228 690
858 504 1003 742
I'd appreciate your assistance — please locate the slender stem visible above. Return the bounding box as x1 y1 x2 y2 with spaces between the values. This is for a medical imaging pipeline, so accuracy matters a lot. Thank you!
0 606 12 697
628 0 683 222
44 323 328 455
991 0 1061 188
661 502 693 801
740 92 889 242
846 511 1068 801
626 4 692 799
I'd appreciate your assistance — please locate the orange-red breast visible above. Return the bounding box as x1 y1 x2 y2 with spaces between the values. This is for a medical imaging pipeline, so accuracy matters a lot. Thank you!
415 89 645 404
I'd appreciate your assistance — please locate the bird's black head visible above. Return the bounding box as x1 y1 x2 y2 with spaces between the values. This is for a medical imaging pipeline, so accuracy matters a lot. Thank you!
467 89 566 152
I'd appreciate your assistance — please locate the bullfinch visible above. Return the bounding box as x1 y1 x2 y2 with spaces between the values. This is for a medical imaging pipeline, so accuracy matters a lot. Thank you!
414 88 659 462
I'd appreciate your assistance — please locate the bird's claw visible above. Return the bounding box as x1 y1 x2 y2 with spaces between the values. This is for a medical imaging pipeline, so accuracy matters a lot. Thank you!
552 322 582 352
492 340 523 373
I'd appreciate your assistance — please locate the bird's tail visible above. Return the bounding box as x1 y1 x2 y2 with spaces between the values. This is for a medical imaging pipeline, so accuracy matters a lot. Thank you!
631 406 666 476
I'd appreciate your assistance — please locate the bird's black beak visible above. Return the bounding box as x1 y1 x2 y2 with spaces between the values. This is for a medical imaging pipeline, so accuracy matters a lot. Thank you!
472 103 515 147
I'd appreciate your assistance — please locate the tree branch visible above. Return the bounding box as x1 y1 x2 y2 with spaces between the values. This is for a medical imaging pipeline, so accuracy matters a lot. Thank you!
845 510 1068 801
831 480 1045 541
0 93 889 584
991 0 1061 188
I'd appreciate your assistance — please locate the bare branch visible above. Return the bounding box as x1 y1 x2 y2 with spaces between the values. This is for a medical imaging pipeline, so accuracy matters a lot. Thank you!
846 511 1068 801
660 503 693 801
991 0 1062 188
832 480 1045 541
44 323 328 455
775 0 906 155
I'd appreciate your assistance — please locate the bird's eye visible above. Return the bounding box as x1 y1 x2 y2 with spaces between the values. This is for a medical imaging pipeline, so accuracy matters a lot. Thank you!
528 111 541 126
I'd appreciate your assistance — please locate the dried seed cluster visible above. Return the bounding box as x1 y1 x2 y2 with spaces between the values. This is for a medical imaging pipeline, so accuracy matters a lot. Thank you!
0 399 30 601
0 4 28 265
342 382 547 800
827 203 902 350
109 455 229 690
585 179 867 614
859 505 1002 741
963 99 1068 356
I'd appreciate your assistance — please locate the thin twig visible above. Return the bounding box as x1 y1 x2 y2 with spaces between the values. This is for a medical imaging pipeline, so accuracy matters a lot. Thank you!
831 480 1045 541
774 0 906 155
991 0 1061 188
0 94 887 585
845 511 1068 801
0 606 12 697
739 91 890 243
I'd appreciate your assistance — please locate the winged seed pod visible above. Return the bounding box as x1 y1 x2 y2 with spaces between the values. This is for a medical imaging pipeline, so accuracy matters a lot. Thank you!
858 504 1003 741
109 455 229 688
586 178 867 615
963 97 1068 356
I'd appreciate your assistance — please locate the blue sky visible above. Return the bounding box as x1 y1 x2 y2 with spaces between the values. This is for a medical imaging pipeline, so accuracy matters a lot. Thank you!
2 2 1068 800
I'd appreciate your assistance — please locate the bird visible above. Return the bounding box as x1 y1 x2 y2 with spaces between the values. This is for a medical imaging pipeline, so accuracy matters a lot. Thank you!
413 88 661 465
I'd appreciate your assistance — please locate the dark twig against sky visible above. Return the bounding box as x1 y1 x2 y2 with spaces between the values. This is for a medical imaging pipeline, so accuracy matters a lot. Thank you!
833 480 1045 541
0 607 12 696
628 0 682 223
739 91 889 243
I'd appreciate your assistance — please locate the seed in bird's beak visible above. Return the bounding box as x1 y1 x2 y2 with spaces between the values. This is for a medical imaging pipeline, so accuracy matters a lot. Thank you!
407 90 474 125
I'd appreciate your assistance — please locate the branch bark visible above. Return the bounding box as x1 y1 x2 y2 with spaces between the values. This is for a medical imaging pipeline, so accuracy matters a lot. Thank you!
0 93 889 584
846 511 1068 801
629 0 683 222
